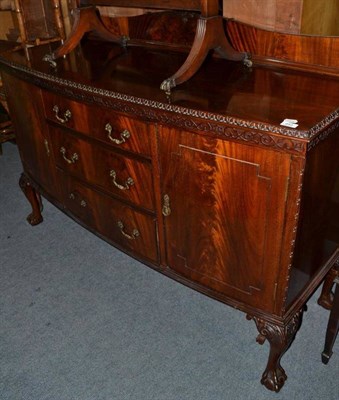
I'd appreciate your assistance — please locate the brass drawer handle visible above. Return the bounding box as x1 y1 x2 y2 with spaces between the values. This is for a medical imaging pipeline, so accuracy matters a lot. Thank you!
117 220 140 240
53 105 72 124
110 169 134 190
60 147 79 164
69 192 87 207
105 123 131 145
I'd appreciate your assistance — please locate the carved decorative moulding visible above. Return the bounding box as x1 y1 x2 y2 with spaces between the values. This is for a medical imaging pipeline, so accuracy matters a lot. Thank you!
247 307 304 392
2 56 337 153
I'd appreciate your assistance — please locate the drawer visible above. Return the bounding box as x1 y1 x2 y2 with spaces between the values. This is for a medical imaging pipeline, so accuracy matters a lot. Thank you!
42 91 151 157
59 171 159 264
50 126 154 211
59 169 100 229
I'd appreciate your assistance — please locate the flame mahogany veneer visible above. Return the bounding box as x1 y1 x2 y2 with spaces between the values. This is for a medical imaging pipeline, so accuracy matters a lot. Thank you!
0 24 338 392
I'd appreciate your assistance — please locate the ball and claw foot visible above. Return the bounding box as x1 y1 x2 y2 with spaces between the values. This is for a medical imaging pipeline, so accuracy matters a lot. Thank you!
248 308 304 392
27 212 43 226
261 366 287 392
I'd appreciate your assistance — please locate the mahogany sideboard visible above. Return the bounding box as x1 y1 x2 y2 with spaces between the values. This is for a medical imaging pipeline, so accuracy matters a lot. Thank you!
0 36 338 392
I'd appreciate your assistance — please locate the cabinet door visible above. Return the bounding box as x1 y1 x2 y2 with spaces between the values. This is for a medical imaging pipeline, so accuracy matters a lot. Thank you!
2 73 59 199
159 127 292 312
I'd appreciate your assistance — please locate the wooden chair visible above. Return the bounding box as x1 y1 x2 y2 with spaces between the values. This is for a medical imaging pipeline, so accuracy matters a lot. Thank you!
0 1 67 153
318 262 339 310
321 275 339 364
13 0 65 51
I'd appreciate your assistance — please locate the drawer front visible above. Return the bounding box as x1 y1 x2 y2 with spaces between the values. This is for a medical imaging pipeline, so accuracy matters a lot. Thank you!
43 92 151 156
59 172 159 264
59 169 100 228
50 127 154 211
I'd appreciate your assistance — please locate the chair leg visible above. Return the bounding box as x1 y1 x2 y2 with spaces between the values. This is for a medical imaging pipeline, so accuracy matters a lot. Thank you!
321 278 339 364
318 261 339 309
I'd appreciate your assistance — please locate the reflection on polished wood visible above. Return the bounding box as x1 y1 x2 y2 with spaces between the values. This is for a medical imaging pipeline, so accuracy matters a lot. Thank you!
46 0 249 92
226 20 339 76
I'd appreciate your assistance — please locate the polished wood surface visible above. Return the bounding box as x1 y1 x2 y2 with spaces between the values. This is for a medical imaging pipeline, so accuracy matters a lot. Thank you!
0 29 338 392
159 126 292 312
227 20 339 75
1 72 60 198
50 126 155 210
58 169 159 263
43 91 152 156
8 39 339 132
45 0 248 92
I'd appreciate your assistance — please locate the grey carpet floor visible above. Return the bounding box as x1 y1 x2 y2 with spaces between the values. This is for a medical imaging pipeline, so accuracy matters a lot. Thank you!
0 142 338 400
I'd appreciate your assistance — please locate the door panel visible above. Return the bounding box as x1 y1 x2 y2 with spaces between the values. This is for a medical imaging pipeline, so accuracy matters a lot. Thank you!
3 74 59 199
160 127 291 311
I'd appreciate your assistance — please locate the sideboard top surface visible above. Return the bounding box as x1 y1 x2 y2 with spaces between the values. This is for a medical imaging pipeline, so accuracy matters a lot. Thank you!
1 39 339 139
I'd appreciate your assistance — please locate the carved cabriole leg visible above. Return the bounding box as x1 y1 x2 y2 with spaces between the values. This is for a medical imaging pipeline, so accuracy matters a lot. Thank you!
19 173 43 226
247 308 304 392
318 259 339 310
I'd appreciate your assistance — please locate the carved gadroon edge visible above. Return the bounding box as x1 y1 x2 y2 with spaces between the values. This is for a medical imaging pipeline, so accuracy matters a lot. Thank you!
0 57 338 148
307 119 339 151
247 307 304 392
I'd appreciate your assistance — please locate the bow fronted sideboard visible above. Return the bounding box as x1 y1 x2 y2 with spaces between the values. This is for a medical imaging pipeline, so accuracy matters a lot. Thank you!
0 14 338 392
